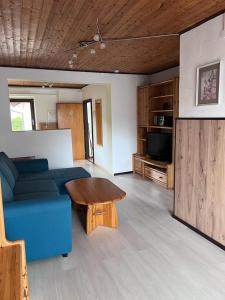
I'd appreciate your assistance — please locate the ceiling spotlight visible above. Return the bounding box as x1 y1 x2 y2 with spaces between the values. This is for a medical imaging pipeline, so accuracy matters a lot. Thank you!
114 70 119 73
100 42 106 49
90 48 96 55
93 33 100 42
72 53 77 59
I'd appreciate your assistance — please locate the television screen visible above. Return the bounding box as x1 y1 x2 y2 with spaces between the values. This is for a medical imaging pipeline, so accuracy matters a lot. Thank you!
147 132 172 162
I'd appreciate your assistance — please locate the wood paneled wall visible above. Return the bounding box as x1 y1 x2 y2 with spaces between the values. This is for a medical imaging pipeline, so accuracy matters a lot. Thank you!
174 119 225 246
1 1 225 73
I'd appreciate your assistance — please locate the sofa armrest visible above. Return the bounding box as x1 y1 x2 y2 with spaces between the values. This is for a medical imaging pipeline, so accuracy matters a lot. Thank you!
3 195 72 261
13 159 49 173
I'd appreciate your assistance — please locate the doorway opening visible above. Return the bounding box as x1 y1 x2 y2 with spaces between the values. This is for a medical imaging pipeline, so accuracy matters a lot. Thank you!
83 99 94 163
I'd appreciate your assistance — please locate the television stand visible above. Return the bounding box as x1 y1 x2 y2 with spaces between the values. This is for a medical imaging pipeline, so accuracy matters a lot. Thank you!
133 154 174 189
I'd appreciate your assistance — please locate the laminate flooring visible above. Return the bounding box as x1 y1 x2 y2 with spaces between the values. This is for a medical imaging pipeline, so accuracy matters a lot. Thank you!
28 161 225 300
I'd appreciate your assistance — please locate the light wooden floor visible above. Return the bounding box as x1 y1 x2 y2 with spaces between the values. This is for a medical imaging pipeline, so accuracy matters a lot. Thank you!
28 161 225 300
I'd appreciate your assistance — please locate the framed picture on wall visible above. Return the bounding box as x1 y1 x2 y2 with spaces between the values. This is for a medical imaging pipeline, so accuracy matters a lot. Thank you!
196 61 221 105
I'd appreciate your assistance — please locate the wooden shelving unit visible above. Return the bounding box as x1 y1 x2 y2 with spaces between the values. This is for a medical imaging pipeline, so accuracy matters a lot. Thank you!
133 77 179 189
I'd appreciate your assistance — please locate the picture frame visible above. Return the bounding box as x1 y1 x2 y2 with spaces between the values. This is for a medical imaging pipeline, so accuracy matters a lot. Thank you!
196 61 221 106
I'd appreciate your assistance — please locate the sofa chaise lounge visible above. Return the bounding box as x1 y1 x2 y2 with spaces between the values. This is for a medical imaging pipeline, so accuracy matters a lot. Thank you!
0 152 90 262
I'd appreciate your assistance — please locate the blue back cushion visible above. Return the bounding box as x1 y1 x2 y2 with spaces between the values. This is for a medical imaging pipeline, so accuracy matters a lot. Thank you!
0 160 16 189
0 152 18 180
0 171 13 202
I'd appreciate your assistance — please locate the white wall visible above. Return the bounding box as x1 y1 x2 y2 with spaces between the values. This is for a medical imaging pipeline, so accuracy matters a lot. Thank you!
0 68 148 173
0 129 73 169
180 15 225 117
9 87 82 128
82 84 112 173
150 66 179 83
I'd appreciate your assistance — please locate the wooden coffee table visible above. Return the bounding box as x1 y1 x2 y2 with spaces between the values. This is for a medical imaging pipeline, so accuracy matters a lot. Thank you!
65 178 126 234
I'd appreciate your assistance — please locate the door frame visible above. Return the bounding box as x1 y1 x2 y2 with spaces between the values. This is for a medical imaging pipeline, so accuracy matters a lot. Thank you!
83 99 94 163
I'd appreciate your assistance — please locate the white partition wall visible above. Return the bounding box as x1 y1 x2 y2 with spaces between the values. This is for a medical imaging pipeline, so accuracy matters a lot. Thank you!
0 67 149 172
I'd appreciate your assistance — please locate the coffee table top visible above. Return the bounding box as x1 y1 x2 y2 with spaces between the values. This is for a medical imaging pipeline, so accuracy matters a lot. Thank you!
65 178 126 205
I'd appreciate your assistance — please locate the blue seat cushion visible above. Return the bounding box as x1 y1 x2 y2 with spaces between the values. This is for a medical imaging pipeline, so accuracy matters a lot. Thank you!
50 167 91 194
0 152 18 180
14 180 59 195
0 160 16 189
50 167 91 180
18 171 52 181
0 171 13 202
14 191 60 201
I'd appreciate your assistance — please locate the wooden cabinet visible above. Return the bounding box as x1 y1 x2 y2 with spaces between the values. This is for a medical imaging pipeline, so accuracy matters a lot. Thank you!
137 86 149 126
133 154 173 189
144 166 167 186
134 78 179 189
133 156 143 175
57 103 85 160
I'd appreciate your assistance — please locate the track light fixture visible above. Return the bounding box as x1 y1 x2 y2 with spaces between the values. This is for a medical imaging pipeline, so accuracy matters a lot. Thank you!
93 33 100 42
42 82 54 88
66 18 179 71
100 42 106 49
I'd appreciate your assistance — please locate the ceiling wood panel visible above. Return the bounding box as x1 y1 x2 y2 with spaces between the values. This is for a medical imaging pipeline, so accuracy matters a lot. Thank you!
8 79 87 89
0 0 225 74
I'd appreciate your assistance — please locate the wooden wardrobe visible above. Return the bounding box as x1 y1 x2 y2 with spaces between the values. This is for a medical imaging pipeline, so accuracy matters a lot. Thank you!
174 118 225 248
57 103 85 160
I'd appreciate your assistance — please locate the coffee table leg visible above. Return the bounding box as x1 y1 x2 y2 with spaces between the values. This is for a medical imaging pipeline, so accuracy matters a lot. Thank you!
86 202 118 234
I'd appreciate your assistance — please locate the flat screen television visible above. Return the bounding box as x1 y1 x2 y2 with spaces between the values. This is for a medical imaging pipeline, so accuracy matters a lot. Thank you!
147 132 172 162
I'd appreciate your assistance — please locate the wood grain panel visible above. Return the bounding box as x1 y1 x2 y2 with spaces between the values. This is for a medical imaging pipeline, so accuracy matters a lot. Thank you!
0 181 29 300
0 1 225 73
137 86 149 126
57 103 85 160
175 119 225 246
95 99 103 146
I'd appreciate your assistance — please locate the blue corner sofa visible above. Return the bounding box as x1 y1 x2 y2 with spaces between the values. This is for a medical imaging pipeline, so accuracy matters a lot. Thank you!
0 152 90 262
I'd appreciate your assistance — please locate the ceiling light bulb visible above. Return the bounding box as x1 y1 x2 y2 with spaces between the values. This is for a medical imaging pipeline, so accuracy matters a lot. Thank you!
100 42 106 49
93 33 100 42
90 48 96 55
72 53 77 59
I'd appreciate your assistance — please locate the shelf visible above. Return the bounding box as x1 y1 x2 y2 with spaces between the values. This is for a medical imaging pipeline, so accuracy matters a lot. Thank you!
134 154 170 169
150 79 173 87
151 94 174 100
151 109 173 113
149 125 173 130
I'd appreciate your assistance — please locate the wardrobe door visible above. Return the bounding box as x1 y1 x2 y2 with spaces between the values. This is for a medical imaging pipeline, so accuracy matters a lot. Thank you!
57 103 85 160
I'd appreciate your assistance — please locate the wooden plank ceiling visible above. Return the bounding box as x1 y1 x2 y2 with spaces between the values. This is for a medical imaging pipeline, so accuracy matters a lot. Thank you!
8 79 87 89
0 0 225 74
